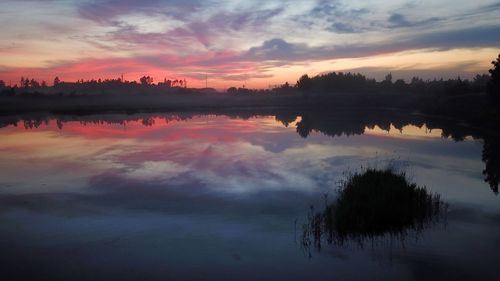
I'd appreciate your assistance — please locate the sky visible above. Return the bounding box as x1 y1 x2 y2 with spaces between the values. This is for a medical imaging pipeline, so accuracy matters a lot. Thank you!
0 0 499 89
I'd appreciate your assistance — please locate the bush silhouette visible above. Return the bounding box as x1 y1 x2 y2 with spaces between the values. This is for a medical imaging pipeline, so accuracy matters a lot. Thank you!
302 168 447 251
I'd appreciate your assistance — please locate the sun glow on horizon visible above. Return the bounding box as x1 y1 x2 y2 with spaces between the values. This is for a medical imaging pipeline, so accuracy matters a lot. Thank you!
0 0 499 89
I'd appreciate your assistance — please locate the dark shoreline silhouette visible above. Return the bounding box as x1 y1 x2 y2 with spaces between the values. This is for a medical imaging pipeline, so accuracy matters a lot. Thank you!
0 55 498 118
0 78 492 116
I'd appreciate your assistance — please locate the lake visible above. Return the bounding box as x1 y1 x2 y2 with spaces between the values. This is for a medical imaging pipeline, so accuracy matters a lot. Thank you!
0 112 499 281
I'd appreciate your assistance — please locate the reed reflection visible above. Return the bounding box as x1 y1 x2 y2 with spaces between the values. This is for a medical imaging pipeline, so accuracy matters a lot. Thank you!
301 168 448 256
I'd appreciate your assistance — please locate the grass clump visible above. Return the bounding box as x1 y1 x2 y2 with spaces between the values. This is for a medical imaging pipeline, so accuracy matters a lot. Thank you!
302 168 447 251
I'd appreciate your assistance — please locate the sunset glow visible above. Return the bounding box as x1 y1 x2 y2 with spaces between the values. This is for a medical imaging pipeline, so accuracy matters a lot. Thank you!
2 1 500 278
1 0 499 88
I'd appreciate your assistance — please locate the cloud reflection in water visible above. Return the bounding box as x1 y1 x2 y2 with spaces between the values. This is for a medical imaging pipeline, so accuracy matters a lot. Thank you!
0 113 499 281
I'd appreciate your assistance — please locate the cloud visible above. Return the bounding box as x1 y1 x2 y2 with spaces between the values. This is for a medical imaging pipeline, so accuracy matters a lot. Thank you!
125 160 191 181
388 13 414 27
244 38 305 61
411 25 500 48
77 0 203 23
388 13 441 28
85 6 284 51
242 24 500 63
2 23 499 85
1 0 500 85
328 22 357 33
461 1 500 17
305 0 370 34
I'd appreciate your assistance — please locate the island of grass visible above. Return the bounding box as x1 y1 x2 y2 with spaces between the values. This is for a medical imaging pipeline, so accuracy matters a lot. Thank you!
303 168 448 250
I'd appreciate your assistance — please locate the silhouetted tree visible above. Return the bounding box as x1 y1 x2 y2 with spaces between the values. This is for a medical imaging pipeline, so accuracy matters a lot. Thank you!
393 79 407 92
22 77 30 88
140 76 153 85
0 80 5 88
471 74 490 92
380 73 393 91
487 54 500 100
29 78 40 88
53 76 61 86
297 74 313 93
160 78 172 87
410 77 425 93
384 73 393 83
41 80 47 88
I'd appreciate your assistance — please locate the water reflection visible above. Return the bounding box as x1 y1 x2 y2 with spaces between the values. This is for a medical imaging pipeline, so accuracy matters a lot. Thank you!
0 111 499 280
1 109 498 194
482 135 500 194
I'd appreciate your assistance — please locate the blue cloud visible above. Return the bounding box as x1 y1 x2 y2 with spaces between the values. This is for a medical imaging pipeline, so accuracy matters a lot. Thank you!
242 24 500 63
328 22 358 33
388 13 441 28
77 0 205 23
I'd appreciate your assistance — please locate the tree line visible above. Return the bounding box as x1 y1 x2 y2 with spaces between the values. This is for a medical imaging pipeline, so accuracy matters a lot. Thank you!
295 53 499 99
0 76 187 89
296 72 491 96
1 53 499 98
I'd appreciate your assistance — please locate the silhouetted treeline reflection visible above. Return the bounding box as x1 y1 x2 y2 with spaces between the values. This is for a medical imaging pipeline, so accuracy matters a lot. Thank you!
301 169 448 255
483 135 500 194
0 108 499 195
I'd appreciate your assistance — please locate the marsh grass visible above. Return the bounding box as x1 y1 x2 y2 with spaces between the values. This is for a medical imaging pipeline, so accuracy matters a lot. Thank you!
302 168 448 253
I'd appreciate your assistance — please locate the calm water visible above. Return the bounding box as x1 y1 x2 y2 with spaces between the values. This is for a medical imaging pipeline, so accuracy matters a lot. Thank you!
0 113 499 281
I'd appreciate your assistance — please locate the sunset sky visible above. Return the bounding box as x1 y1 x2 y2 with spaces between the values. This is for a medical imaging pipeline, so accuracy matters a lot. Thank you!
0 0 499 89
